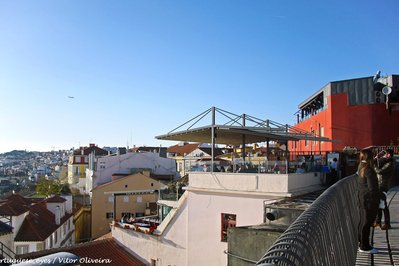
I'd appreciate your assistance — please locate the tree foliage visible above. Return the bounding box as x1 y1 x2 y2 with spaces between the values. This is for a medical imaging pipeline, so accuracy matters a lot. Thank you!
36 178 70 197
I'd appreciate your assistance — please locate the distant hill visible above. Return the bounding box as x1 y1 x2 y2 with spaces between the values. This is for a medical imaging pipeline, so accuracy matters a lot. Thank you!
1 150 35 157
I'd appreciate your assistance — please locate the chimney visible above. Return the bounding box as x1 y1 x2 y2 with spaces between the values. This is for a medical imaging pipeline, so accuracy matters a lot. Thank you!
55 206 61 225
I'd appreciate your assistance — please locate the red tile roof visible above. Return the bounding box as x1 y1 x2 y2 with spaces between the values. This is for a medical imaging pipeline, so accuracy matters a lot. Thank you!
150 173 175 180
14 202 73 242
17 238 146 266
45 195 67 203
73 146 108 156
167 143 200 155
0 193 31 216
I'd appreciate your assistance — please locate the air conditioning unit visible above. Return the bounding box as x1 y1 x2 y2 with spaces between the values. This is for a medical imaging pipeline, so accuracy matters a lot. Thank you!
375 91 384 104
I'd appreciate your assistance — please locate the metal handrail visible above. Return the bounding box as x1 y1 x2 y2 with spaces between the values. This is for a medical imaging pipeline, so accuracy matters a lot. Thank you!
0 240 16 259
256 175 359 266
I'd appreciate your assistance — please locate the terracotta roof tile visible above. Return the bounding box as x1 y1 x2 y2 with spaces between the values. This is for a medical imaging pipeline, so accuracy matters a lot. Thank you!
45 195 67 203
167 143 200 155
73 146 108 156
14 202 73 242
0 193 31 216
198 147 224 157
17 238 146 266
150 173 175 180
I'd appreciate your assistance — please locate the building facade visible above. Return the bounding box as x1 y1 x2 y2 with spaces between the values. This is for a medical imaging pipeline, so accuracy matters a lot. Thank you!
91 172 166 239
67 144 108 191
86 151 176 196
0 193 74 256
291 75 399 153
111 171 323 265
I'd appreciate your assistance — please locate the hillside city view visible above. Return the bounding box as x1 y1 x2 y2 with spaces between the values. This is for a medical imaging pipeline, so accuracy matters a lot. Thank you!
0 150 69 200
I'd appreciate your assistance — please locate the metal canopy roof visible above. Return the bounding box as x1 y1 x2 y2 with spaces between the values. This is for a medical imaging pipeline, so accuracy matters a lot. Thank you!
155 107 331 145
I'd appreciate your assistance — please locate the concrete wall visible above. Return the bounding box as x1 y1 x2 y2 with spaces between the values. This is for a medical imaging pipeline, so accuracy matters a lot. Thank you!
186 191 269 266
189 172 321 196
228 227 284 266
10 213 28 241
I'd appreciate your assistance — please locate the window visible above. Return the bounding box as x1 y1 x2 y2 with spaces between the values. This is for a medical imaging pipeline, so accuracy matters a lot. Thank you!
36 242 44 251
320 127 325 144
108 196 114 203
221 213 236 242
16 245 29 254
137 196 142 203
106 212 114 219
54 230 58 244
123 196 129 203
310 127 314 146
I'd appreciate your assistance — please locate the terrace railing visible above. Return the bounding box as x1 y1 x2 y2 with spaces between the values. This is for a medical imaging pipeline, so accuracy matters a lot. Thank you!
256 174 359 266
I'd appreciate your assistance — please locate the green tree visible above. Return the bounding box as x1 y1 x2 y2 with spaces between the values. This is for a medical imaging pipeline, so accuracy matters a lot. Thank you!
36 178 63 197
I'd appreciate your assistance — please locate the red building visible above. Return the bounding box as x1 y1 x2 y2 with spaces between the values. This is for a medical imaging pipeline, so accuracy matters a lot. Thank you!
290 75 399 154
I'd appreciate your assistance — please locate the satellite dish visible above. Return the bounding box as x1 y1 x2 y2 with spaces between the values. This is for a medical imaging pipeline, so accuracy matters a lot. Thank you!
382 86 392 95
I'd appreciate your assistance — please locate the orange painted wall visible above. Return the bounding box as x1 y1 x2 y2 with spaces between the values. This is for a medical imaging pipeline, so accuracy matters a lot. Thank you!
290 94 333 153
291 93 399 153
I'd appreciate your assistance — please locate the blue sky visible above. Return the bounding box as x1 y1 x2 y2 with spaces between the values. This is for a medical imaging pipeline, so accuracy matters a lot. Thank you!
0 0 398 152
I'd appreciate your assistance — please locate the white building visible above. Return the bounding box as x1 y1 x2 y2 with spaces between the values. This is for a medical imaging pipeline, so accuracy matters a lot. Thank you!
86 151 177 196
0 193 74 256
111 171 323 265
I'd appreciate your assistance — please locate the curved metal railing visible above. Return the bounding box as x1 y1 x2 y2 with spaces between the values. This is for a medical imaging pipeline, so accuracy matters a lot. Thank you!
256 174 359 266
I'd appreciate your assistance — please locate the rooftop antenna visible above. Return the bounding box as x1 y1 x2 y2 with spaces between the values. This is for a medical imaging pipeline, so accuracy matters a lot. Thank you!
373 70 392 110
372 70 381 83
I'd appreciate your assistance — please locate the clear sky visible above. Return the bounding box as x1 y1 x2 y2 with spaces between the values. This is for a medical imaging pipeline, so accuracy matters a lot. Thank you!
0 0 398 153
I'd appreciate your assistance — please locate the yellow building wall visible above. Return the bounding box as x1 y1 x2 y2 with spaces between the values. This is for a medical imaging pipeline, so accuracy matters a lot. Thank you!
79 165 86 178
91 173 163 239
74 206 92 243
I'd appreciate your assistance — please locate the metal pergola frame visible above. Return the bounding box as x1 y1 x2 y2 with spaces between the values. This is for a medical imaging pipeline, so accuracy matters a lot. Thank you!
155 107 332 169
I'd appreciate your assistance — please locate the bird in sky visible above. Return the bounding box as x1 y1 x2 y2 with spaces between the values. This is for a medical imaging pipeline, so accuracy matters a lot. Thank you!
67 96 75 99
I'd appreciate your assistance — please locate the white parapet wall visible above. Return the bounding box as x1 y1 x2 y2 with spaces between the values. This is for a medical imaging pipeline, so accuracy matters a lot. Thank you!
188 172 322 196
